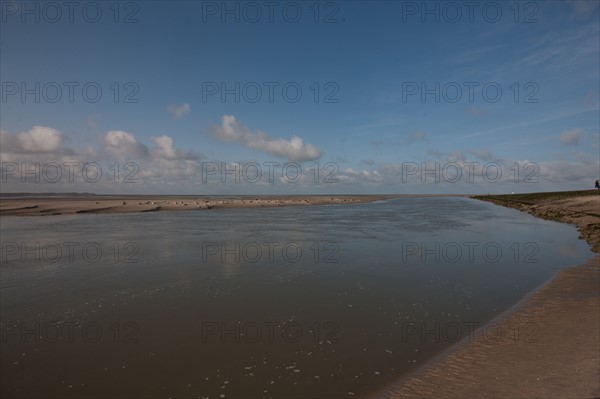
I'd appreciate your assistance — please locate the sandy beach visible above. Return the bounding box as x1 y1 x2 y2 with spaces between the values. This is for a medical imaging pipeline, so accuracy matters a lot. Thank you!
0 194 402 216
380 190 600 398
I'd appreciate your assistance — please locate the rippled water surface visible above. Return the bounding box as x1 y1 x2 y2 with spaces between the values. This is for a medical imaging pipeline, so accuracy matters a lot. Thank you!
0 197 592 398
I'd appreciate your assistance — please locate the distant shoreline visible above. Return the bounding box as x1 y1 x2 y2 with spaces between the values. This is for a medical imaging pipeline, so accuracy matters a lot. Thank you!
0 194 468 216
0 193 470 198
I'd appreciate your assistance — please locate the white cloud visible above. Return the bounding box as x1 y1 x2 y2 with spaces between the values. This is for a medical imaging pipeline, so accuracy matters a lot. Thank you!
0 126 65 154
560 128 583 146
20 126 63 152
168 103 191 119
104 130 199 161
2 124 597 194
151 135 198 160
1 126 205 192
211 115 322 162
105 130 150 160
152 135 177 159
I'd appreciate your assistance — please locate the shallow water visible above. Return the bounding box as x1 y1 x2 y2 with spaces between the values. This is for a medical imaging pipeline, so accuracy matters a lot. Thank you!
0 197 592 398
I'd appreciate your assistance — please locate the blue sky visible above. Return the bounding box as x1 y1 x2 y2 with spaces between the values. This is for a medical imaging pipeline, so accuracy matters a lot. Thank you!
1 0 599 194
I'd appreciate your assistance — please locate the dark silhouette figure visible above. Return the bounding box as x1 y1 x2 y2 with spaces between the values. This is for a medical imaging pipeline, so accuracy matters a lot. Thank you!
595 180 600 190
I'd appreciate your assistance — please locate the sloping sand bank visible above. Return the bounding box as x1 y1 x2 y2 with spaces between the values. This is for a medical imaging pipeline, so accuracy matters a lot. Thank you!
381 191 599 398
0 195 399 216
380 257 599 399
474 190 599 253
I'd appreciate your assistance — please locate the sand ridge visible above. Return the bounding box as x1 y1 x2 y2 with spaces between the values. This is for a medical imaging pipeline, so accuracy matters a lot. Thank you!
0 195 399 216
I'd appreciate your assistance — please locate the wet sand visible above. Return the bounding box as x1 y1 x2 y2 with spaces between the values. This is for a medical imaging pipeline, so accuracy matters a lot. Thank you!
381 190 600 398
475 190 600 253
381 257 599 399
0 195 403 216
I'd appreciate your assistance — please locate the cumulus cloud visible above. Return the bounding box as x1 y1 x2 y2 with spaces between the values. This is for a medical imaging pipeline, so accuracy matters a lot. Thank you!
3 123 597 194
211 115 322 162
2 125 205 193
0 125 67 154
168 103 191 119
20 126 63 152
1 126 89 190
151 135 198 160
560 128 583 146
152 135 176 159
105 130 150 160
103 130 200 162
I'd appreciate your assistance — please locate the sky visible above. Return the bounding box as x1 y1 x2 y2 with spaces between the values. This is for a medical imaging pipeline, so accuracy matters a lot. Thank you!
1 0 599 195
